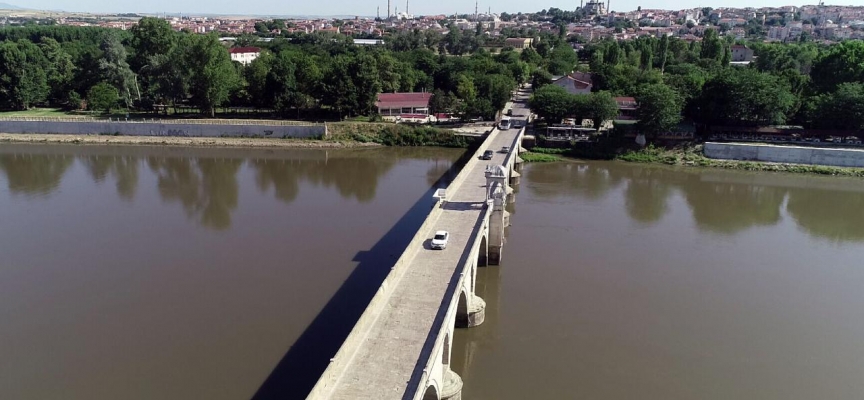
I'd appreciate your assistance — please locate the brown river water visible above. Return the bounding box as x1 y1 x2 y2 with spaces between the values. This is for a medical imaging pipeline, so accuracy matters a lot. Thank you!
1 144 863 400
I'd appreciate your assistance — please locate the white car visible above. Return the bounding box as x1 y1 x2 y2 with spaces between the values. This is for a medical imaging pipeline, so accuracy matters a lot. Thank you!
431 230 450 250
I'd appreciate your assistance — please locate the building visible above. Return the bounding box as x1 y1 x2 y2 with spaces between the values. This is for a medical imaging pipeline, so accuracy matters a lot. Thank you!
615 97 638 120
229 47 261 65
504 37 532 49
730 45 754 62
552 72 593 95
583 1 608 15
376 92 433 120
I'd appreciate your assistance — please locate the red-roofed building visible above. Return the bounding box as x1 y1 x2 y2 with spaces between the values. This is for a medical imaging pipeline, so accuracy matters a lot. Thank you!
376 92 433 118
229 47 261 65
552 72 593 95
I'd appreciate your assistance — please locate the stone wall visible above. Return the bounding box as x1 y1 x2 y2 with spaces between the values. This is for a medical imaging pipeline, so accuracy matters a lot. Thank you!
0 120 326 138
704 142 864 168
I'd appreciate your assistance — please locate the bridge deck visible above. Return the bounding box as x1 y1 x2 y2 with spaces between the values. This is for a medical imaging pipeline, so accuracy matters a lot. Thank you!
325 128 521 399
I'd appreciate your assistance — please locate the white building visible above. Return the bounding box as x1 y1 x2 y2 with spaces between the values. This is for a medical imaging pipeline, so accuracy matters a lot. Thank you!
229 47 261 65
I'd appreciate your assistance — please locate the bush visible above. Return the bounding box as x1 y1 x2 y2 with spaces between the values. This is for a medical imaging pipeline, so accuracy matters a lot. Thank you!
87 82 119 114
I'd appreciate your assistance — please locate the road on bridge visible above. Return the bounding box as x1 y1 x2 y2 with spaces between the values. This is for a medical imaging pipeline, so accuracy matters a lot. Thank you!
313 85 533 400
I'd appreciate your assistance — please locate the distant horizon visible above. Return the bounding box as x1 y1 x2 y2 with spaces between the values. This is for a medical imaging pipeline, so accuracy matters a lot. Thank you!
5 0 864 18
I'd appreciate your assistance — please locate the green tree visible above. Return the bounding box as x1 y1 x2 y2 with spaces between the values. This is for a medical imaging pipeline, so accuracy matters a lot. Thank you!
266 51 298 115
184 34 239 117
129 17 175 71
529 84 573 123
657 34 669 73
445 24 463 55
531 69 553 88
98 32 136 107
585 91 619 129
0 40 49 110
811 40 864 93
349 53 381 116
87 81 119 113
693 68 795 126
39 37 75 106
700 28 723 62
805 83 864 130
245 51 273 109
634 83 683 136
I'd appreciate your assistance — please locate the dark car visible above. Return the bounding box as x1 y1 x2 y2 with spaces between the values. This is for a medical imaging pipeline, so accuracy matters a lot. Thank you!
481 150 494 160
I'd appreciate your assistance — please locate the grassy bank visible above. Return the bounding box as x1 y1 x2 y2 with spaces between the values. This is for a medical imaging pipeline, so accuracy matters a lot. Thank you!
617 144 864 177
0 133 380 148
520 147 568 162
327 122 470 148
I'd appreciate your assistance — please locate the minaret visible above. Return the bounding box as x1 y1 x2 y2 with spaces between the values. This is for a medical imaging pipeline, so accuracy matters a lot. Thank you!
405 0 409 16
387 0 391 19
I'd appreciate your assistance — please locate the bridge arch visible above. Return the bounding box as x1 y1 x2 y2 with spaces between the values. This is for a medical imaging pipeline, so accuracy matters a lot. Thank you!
421 383 439 400
478 234 488 267
442 332 451 366
455 289 469 328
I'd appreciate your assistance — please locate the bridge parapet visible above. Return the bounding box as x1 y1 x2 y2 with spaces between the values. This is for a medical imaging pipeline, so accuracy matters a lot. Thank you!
308 127 523 400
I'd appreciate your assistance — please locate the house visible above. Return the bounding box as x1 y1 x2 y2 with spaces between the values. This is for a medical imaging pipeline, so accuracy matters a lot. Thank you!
730 45 754 62
552 72 593 95
504 37 532 49
615 97 638 120
229 47 261 65
376 92 433 121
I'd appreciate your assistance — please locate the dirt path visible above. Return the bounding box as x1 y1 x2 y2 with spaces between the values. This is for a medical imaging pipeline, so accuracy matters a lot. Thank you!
0 133 379 149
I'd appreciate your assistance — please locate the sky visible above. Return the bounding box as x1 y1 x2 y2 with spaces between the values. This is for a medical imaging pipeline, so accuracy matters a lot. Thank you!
11 0 864 17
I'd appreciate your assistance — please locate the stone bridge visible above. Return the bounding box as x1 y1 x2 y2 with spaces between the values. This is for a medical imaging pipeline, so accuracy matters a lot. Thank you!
306 126 526 400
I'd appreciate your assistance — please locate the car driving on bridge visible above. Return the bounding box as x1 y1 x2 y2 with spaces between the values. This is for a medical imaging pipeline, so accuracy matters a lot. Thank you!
481 150 494 160
431 231 450 250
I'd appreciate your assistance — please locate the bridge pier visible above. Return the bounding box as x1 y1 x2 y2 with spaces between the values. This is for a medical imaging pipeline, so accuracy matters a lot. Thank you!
514 155 524 173
440 369 464 400
456 294 486 327
509 170 521 186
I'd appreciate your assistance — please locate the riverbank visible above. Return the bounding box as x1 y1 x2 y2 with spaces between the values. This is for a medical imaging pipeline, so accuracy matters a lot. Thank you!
0 133 381 148
618 144 864 177
521 143 864 177
0 122 473 149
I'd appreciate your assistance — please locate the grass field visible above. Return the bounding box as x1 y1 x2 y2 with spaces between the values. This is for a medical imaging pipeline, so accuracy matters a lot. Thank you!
0 108 75 117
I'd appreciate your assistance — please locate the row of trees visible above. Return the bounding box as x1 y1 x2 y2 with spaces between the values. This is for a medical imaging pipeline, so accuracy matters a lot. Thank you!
0 18 579 119
529 31 864 133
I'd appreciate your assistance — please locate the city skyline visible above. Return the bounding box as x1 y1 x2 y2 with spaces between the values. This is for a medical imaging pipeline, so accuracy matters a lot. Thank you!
8 0 863 17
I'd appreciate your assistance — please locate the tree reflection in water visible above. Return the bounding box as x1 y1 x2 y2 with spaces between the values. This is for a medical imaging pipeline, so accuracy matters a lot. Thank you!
786 188 864 242
0 153 74 197
147 157 241 230
251 153 396 204
524 161 864 241
81 155 140 200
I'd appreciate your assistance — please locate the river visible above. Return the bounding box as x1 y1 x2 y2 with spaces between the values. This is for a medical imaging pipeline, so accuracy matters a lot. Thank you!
0 143 463 400
452 161 864 400
2 144 863 400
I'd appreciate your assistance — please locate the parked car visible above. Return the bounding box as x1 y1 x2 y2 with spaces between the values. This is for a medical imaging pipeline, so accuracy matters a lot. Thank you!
481 150 494 160
431 231 450 250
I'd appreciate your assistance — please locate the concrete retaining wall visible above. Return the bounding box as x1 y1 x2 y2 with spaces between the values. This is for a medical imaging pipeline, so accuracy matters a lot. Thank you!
0 120 326 138
704 142 864 168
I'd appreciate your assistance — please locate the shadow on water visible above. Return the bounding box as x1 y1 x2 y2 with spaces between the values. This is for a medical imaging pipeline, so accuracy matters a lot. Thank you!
251 142 480 400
